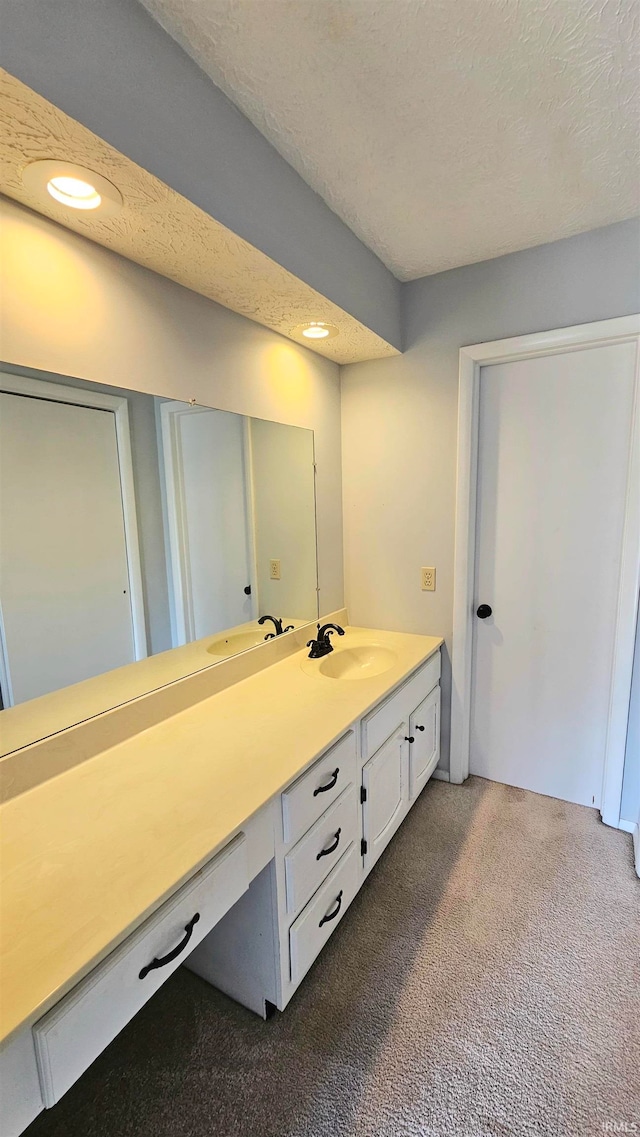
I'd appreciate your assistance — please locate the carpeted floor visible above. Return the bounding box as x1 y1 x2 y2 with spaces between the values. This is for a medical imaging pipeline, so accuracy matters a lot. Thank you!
25 777 639 1137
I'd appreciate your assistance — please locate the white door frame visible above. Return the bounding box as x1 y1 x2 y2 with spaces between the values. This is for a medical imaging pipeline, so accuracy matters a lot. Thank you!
158 401 257 646
0 372 147 702
450 315 640 830
158 400 203 646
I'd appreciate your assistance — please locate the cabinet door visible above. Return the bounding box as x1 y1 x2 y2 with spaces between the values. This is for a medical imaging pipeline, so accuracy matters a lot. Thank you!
409 686 440 799
362 728 409 873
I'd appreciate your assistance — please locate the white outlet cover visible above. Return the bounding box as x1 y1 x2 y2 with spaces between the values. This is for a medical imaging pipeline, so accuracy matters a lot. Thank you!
421 567 436 591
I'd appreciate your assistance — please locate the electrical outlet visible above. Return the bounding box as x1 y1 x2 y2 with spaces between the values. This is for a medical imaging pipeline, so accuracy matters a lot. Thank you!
421 566 436 592
269 559 281 581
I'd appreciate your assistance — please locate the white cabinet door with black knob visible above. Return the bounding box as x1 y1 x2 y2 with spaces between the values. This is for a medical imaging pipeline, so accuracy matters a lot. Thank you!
409 686 440 799
361 727 409 874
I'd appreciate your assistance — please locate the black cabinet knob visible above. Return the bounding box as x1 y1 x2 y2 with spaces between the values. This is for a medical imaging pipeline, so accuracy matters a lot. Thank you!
244 585 252 596
476 604 492 619
405 736 415 744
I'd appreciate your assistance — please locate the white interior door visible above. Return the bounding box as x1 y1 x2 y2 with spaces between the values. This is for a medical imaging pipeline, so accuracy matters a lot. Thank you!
161 406 253 643
0 392 137 705
470 341 637 808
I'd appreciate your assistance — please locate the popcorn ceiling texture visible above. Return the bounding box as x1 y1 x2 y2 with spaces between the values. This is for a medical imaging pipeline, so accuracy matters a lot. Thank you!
22 778 640 1137
0 70 397 365
139 0 640 281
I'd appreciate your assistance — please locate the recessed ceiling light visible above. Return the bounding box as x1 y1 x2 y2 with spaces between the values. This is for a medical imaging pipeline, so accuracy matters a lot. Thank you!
294 322 339 341
22 160 123 216
47 175 102 210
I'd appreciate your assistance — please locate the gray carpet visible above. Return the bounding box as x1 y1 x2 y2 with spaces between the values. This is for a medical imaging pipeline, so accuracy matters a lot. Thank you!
25 777 639 1137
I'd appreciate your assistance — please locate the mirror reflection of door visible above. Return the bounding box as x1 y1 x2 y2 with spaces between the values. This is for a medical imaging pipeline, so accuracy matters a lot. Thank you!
0 389 141 706
159 404 256 645
159 404 318 649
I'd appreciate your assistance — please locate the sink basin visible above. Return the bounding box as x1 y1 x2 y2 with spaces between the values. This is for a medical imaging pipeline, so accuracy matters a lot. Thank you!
206 630 267 657
303 644 397 680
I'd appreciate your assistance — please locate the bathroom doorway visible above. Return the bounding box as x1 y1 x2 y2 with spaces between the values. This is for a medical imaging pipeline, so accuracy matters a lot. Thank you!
451 317 640 824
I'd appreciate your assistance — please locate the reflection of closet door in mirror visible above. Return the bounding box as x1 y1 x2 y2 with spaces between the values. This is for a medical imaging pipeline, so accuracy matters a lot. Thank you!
160 404 255 645
0 392 138 705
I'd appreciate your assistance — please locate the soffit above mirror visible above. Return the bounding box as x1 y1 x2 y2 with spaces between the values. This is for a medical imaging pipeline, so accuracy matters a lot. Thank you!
0 69 399 366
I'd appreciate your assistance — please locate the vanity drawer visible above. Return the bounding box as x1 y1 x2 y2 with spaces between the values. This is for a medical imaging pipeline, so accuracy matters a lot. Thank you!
284 784 358 916
281 731 356 845
33 834 248 1106
289 842 359 987
363 651 440 759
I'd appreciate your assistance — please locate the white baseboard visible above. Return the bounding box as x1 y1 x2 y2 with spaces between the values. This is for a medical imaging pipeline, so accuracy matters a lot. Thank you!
432 768 450 782
618 818 636 834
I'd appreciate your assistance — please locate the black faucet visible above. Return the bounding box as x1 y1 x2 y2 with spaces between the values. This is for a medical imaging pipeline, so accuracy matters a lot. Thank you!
258 614 294 640
307 623 345 658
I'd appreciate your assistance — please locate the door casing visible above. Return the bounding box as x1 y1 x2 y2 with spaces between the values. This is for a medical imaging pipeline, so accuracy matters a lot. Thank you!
450 316 640 829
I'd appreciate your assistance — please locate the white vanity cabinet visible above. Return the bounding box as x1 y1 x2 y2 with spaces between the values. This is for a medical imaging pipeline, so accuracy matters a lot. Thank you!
361 728 410 872
284 784 357 915
277 733 360 1001
2 645 441 1137
288 843 360 986
409 686 440 799
360 648 441 873
1 807 272 1137
281 731 357 846
195 648 442 1015
33 834 249 1107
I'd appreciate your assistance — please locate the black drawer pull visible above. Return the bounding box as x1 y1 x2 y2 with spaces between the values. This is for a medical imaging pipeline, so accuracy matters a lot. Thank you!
319 890 343 927
316 828 341 860
313 768 339 796
415 724 425 732
138 912 200 979
405 736 415 744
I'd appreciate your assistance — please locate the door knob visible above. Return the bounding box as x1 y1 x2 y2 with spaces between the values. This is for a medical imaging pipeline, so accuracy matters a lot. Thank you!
476 604 492 619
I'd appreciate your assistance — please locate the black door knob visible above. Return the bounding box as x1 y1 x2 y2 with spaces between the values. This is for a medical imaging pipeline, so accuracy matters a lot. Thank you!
476 604 492 619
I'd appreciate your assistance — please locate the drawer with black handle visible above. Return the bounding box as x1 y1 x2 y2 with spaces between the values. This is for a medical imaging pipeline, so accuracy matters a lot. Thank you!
281 731 356 845
32 834 248 1106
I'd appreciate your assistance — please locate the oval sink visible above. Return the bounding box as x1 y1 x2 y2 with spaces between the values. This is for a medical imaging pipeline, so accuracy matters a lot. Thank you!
206 630 267 657
303 644 397 680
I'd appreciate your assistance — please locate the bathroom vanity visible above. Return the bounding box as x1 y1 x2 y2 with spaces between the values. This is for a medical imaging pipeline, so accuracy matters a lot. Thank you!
0 626 442 1136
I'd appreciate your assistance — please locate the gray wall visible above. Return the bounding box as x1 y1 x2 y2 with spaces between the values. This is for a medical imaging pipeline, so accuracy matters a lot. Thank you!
0 0 401 350
342 218 640 799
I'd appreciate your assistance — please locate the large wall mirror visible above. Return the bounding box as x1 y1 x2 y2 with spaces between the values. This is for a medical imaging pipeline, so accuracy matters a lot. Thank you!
0 366 319 747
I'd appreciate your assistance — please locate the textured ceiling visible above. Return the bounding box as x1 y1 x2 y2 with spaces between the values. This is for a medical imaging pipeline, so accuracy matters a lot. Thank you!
0 70 397 364
139 0 640 281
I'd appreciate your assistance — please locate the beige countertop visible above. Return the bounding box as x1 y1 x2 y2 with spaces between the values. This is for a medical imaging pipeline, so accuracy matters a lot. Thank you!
0 626 442 1044
0 617 311 758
